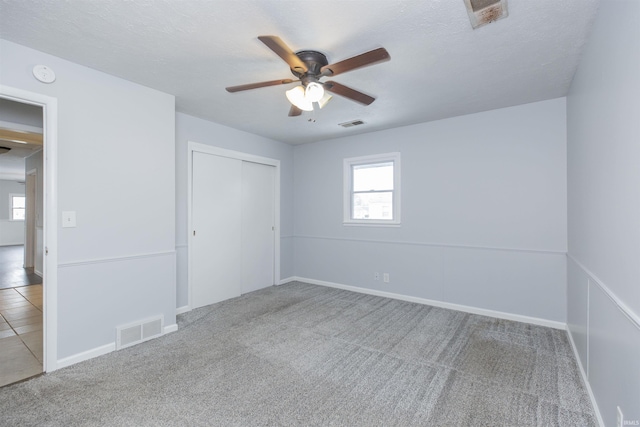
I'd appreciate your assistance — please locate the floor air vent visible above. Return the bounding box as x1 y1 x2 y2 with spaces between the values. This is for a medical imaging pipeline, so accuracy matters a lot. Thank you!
116 315 164 350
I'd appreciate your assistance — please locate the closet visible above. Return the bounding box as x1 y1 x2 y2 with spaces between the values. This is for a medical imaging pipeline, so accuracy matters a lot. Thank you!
190 150 275 309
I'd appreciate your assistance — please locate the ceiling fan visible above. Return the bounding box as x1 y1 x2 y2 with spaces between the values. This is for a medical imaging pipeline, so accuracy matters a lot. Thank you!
225 36 390 117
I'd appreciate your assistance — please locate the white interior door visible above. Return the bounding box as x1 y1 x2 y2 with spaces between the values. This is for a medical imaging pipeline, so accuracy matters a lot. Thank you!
191 152 242 309
241 161 275 293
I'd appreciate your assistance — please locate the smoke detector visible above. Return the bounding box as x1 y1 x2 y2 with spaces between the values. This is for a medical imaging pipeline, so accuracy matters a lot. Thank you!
464 0 508 29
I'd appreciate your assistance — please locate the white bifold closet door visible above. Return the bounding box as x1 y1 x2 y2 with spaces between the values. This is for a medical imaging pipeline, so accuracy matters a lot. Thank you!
191 152 275 310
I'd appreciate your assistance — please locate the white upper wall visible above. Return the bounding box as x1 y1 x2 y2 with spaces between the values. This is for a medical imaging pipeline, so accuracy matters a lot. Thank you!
1 39 177 359
566 1 640 424
292 98 568 323
295 98 568 252
1 39 176 262
567 0 640 315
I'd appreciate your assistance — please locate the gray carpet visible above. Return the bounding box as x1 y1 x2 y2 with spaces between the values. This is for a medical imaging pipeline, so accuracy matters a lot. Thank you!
0 282 595 426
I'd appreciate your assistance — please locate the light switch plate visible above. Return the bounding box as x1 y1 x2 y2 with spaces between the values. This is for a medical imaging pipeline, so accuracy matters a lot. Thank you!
62 211 76 228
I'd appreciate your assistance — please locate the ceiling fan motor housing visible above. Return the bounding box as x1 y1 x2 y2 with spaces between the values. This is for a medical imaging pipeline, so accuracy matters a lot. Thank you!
292 50 328 84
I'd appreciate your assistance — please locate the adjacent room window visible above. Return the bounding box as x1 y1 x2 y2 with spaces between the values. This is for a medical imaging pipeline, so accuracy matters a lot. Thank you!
9 194 26 221
343 152 401 226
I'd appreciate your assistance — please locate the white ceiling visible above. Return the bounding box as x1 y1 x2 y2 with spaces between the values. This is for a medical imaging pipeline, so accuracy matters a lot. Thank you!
0 0 599 145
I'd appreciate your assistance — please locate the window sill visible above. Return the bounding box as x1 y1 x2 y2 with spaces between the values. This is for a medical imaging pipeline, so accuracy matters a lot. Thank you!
343 221 401 228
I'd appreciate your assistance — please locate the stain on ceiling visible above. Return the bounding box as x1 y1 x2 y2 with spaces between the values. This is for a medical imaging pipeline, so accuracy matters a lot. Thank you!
0 0 599 145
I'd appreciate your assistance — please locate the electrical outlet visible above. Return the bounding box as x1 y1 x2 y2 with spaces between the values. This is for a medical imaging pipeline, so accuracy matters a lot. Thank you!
383 273 390 283
374 272 380 281
617 406 623 427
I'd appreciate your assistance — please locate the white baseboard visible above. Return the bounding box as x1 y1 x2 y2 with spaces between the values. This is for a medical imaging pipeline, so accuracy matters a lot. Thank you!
34 269 43 278
176 305 190 315
164 323 178 334
56 342 115 369
567 328 604 427
278 276 296 285
288 276 567 330
56 325 177 370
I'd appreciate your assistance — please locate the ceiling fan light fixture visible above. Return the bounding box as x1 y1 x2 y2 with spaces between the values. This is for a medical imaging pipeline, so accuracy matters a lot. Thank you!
305 82 325 103
286 86 313 111
227 36 391 117
317 92 333 109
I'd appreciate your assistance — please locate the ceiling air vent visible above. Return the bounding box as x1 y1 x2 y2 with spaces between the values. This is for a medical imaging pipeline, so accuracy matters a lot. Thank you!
339 120 365 128
464 0 508 29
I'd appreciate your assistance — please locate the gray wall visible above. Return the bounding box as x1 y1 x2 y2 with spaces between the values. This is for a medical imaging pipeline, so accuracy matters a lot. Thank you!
566 0 640 425
0 97 43 127
0 179 26 245
1 39 176 361
293 98 568 323
175 112 294 309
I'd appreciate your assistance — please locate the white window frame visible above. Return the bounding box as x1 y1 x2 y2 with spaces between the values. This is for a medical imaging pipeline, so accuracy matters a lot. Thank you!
343 152 401 227
9 193 26 221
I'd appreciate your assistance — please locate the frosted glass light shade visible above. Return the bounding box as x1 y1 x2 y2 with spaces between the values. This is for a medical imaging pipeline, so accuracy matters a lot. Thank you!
305 82 324 103
317 92 332 109
286 86 313 111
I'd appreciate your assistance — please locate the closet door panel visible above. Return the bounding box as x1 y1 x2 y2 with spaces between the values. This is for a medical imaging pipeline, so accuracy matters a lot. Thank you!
241 161 276 293
191 152 242 308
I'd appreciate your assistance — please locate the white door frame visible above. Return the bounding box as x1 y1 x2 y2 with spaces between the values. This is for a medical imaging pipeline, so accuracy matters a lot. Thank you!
0 85 59 372
187 141 280 312
25 168 37 269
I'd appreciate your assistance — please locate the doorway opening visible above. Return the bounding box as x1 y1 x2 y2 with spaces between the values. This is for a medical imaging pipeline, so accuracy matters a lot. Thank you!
0 98 44 386
0 86 59 382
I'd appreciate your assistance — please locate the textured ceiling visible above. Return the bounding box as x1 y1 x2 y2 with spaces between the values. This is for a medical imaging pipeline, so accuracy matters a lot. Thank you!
0 0 599 145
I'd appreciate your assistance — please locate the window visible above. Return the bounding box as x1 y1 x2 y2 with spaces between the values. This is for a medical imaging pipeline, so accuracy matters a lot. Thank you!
343 153 401 226
10 194 26 221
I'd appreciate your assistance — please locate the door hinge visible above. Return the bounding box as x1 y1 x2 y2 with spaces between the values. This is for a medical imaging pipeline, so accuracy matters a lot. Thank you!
193 230 196 236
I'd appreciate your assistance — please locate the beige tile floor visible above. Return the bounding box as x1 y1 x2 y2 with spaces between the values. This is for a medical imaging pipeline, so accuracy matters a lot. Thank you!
0 284 43 387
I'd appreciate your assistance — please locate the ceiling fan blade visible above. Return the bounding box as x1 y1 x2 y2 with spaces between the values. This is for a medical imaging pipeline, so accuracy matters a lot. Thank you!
320 47 390 77
258 35 308 73
323 81 375 105
226 78 296 93
288 105 303 117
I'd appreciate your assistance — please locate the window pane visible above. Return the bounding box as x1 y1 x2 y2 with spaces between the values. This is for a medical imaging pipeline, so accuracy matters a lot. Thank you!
12 196 26 209
353 192 393 220
13 208 25 220
353 162 393 192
